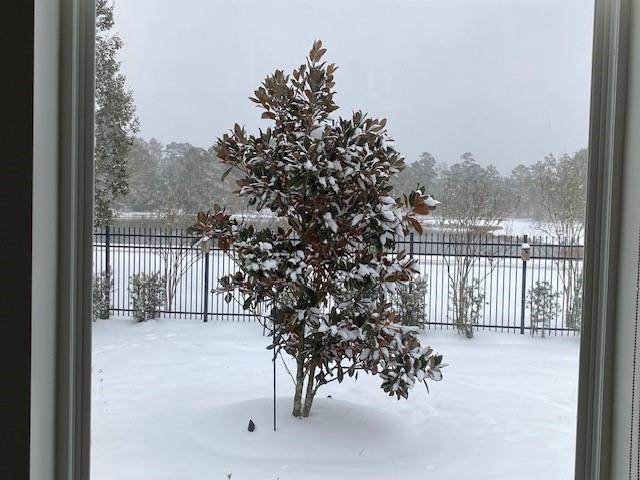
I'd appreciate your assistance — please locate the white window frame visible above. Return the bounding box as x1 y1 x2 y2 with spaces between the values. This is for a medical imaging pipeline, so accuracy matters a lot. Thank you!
46 0 630 478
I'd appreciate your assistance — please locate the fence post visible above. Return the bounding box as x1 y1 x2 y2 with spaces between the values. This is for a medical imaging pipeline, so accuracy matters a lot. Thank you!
203 250 210 323
104 225 111 317
520 234 528 334
408 233 415 296
409 232 415 259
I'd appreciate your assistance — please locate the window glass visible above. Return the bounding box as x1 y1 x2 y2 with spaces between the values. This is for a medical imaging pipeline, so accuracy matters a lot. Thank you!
92 1 594 478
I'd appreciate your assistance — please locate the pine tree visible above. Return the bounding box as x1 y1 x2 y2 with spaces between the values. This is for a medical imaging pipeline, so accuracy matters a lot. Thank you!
94 0 138 226
193 41 444 418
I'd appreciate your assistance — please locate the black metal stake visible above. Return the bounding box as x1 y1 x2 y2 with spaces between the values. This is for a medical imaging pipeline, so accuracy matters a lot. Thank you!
272 308 277 431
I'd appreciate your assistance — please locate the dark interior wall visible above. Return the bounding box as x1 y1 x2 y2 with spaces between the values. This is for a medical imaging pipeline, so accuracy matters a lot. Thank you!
0 2 34 479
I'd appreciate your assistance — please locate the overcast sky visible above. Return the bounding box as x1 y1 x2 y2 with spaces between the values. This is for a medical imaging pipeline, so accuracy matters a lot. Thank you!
112 0 594 173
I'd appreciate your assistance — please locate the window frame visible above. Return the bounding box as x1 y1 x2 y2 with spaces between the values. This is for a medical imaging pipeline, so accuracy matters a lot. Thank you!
56 0 95 478
576 0 629 477
51 0 629 478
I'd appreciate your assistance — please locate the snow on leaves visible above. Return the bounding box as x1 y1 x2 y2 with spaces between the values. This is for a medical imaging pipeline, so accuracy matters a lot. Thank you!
193 41 443 413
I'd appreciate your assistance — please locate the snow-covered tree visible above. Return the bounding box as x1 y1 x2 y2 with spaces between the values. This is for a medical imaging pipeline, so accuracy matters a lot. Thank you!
94 0 138 226
530 150 587 330
193 41 445 417
527 281 560 337
117 138 161 213
392 151 440 197
437 154 512 337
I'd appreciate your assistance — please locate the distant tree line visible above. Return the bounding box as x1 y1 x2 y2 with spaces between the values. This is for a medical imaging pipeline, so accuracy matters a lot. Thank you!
115 140 587 233
114 138 245 228
392 149 588 227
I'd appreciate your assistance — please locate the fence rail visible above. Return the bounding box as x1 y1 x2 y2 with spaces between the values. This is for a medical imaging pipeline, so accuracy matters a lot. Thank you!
93 226 584 335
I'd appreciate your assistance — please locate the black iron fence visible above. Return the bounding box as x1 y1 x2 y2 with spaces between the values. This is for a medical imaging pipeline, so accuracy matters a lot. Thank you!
93 226 584 335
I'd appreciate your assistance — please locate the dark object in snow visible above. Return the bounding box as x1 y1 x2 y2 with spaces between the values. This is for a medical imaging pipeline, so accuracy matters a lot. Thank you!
327 395 332 399
248 419 255 432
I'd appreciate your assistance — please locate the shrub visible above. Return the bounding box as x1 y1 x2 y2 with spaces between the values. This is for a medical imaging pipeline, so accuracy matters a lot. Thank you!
93 270 112 320
394 276 428 327
527 281 560 337
565 273 583 331
450 281 485 338
129 272 165 322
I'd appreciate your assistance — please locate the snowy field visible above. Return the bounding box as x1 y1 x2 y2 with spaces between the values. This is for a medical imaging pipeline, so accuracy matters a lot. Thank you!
91 317 580 480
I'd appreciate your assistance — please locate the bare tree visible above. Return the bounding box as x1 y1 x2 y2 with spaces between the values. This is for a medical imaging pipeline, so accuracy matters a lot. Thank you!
531 150 587 329
121 142 228 310
436 153 513 337
156 232 200 312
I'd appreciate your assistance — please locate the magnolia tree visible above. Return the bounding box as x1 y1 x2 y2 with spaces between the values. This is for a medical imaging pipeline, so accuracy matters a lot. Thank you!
193 41 444 418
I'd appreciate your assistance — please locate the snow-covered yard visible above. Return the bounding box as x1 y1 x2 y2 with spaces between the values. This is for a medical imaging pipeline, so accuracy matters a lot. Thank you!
91 318 579 480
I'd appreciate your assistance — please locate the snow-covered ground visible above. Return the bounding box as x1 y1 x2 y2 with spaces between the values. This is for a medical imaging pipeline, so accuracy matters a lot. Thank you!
499 218 538 236
91 317 579 480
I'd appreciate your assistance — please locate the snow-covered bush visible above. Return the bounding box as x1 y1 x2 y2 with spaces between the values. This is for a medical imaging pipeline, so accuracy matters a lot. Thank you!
394 276 428 327
527 281 560 337
450 281 485 338
129 272 165 322
193 41 445 417
565 273 583 331
93 270 112 320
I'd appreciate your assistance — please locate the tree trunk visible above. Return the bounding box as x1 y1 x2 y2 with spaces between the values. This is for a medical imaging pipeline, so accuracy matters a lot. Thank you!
302 366 316 417
292 352 305 417
292 328 306 417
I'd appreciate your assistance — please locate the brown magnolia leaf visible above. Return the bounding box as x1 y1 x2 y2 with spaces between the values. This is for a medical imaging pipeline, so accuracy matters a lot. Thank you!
412 195 429 215
413 204 429 215
408 217 423 234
